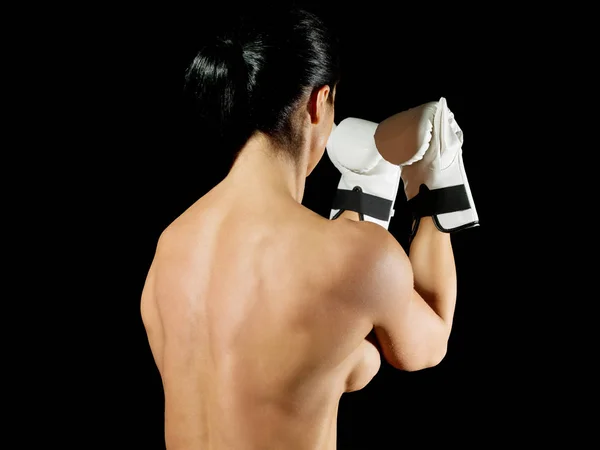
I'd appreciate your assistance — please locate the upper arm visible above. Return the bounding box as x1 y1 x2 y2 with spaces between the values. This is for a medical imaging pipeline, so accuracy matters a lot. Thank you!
354 223 450 371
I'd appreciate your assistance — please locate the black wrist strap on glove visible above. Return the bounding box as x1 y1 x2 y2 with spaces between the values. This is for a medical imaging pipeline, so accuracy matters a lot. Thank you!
331 186 392 222
408 184 475 241
408 184 470 218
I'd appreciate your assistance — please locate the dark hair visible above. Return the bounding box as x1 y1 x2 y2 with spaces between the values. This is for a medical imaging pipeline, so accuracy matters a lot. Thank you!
183 7 340 163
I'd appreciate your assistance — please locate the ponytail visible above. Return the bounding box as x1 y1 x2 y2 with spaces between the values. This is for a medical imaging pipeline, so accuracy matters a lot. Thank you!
184 35 253 155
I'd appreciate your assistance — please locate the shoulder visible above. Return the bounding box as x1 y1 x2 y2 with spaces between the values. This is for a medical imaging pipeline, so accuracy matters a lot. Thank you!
149 218 202 282
330 218 409 267
324 218 413 305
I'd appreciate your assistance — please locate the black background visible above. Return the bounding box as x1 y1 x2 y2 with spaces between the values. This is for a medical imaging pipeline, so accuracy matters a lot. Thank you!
108 2 517 448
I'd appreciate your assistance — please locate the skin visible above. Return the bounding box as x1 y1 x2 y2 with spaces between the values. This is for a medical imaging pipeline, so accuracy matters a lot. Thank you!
141 85 457 449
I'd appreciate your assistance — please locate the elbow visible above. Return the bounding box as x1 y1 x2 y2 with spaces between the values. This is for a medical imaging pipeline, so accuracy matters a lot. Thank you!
423 341 448 369
406 345 447 372
393 341 449 372
415 321 452 370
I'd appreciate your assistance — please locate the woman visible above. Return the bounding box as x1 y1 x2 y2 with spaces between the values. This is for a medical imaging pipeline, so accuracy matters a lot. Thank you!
141 7 458 449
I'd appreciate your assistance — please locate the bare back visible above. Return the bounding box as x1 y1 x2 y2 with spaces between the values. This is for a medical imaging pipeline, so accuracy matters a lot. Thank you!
141 184 381 450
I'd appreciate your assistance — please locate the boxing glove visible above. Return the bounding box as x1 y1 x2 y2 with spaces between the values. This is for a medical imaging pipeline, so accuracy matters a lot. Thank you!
374 97 479 235
326 119 402 229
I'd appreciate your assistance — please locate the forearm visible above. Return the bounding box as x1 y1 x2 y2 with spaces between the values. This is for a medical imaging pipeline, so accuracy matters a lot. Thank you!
409 216 457 327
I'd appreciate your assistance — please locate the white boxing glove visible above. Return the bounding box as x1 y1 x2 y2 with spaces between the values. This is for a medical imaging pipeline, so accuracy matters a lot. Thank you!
326 118 402 229
375 97 479 234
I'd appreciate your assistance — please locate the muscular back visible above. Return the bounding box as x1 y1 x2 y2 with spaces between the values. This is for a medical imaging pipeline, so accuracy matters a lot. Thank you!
141 186 382 450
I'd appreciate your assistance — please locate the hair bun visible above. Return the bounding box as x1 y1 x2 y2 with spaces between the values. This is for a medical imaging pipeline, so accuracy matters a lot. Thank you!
208 35 244 66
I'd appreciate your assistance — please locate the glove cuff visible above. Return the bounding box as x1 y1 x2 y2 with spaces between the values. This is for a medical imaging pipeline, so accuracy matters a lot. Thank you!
330 162 401 230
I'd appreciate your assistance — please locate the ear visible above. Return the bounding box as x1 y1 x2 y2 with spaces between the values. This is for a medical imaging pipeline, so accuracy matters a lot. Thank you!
307 85 331 125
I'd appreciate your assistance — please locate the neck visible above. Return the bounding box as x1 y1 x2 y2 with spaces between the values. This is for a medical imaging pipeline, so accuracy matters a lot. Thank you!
225 133 308 203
